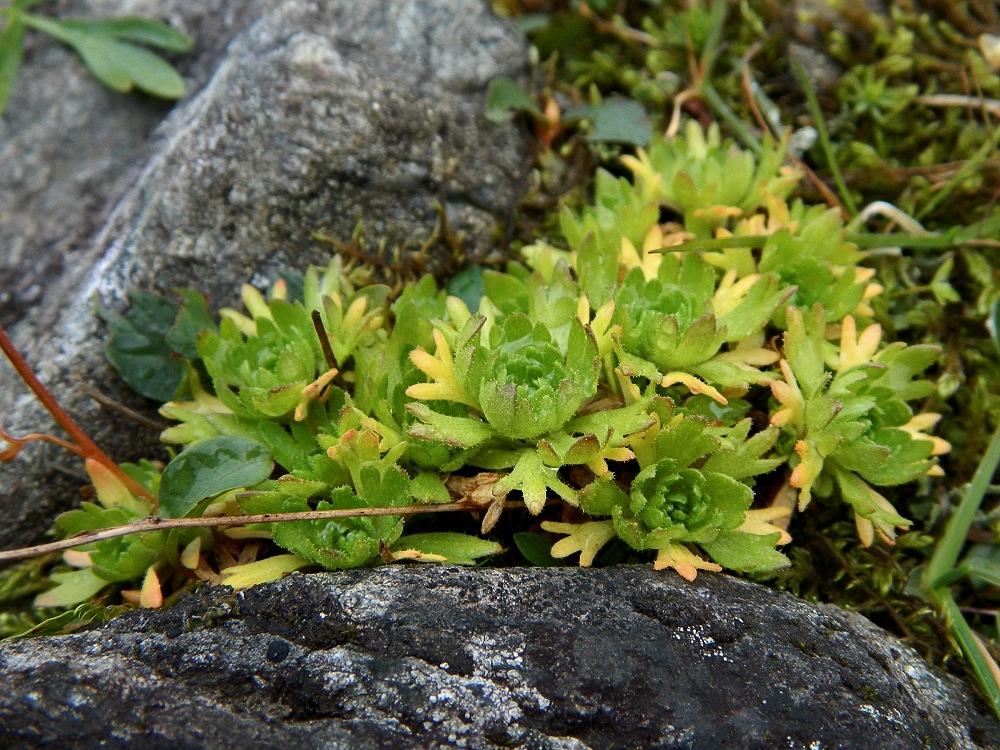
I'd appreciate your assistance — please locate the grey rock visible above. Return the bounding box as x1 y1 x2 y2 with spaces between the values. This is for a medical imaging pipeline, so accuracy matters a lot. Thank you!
1 566 997 749
0 0 528 550
788 42 843 95
0 0 268 330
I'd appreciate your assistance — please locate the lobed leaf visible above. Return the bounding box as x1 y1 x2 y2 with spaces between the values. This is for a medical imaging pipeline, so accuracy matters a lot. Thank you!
99 291 186 401
485 76 541 122
34 569 109 609
565 98 652 147
700 529 789 573
165 289 216 359
24 14 187 99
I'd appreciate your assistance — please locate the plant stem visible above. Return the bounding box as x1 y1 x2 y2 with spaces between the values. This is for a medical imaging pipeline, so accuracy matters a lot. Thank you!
689 0 761 156
311 310 337 370
658 234 771 253
0 500 536 563
791 58 858 217
697 0 727 81
0 322 156 504
699 80 762 156
847 233 957 250
650 230 996 254
914 94 1000 118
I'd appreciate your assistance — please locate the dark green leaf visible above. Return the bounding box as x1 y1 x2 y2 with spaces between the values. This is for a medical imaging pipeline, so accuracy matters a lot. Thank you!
0 14 25 117
159 436 274 518
530 13 595 61
446 266 486 311
964 544 1000 588
266 485 404 570
564 99 652 146
99 291 186 401
513 532 563 566
56 17 192 52
165 289 216 359
277 270 306 305
485 76 541 122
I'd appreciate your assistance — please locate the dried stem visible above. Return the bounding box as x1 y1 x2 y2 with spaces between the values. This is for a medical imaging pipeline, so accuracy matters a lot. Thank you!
311 310 337 371
577 2 660 47
0 500 535 563
0 322 157 505
0 425 84 459
914 94 1000 118
740 42 771 136
78 384 167 432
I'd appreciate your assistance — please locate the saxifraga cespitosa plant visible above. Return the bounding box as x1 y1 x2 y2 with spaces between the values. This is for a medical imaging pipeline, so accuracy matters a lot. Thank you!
0 120 951 615
0 2 1000 711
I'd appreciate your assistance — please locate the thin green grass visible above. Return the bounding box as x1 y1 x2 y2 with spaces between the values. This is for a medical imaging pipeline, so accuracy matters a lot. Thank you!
791 58 858 217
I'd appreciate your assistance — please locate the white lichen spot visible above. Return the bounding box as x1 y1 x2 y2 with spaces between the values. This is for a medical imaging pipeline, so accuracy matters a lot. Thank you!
784 737 824 749
670 623 732 662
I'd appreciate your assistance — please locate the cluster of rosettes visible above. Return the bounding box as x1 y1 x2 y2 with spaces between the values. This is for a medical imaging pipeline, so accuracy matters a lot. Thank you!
43 120 950 607
521 121 947 564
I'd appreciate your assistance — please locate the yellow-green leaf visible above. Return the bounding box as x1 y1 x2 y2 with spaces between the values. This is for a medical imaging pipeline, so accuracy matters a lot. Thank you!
389 533 502 565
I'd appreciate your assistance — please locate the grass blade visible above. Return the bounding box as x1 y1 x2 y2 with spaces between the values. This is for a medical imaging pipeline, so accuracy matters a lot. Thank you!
925 421 1000 584
791 58 858 217
937 591 1000 718
0 14 25 117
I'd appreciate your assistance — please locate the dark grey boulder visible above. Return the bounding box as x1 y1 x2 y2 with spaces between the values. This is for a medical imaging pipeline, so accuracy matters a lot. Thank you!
0 566 996 749
0 0 528 550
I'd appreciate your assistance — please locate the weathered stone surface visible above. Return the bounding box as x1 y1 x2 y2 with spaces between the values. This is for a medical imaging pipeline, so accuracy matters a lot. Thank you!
0 0 528 550
0 0 268 330
0 566 996 749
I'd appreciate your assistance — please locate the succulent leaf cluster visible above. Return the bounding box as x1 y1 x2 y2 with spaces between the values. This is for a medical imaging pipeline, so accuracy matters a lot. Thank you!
772 305 947 546
26 120 952 609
